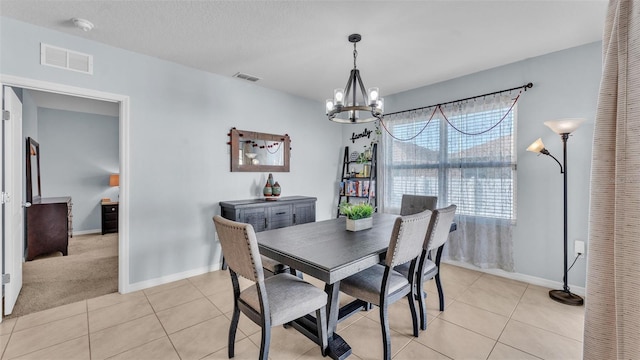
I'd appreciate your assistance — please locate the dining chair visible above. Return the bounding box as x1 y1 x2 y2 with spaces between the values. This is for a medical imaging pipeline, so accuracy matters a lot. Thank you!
213 215 328 359
339 210 432 360
222 247 289 277
395 204 457 330
400 194 438 215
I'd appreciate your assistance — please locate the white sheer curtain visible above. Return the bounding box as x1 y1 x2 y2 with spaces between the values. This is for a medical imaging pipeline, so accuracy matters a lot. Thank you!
380 93 518 271
583 1 640 358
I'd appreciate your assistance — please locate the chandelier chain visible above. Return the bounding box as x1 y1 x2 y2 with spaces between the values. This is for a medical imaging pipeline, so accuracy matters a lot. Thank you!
353 47 358 69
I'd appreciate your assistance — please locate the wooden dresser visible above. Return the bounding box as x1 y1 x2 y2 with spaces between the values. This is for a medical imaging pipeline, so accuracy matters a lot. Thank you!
25 196 73 261
101 200 119 234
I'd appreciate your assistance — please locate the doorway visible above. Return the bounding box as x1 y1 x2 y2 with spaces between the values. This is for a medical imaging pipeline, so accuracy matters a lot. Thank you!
1 75 130 319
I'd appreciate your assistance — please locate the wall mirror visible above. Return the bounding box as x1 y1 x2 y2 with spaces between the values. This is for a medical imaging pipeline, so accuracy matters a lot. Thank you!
26 137 42 203
229 128 290 172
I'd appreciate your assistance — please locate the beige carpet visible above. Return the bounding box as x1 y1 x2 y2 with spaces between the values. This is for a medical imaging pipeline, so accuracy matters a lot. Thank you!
6 233 118 318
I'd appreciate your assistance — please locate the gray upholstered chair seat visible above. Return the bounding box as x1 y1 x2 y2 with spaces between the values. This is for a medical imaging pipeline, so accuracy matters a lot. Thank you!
240 273 327 326
341 264 410 305
394 258 437 279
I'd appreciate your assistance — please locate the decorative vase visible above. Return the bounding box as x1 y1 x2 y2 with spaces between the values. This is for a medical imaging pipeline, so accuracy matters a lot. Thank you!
268 173 274 187
272 181 281 196
363 164 371 177
346 217 373 232
263 181 272 197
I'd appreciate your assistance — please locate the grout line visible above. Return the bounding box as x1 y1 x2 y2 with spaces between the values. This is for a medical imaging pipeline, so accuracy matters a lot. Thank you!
152 299 182 360
496 341 545 359
86 300 92 360
484 339 499 360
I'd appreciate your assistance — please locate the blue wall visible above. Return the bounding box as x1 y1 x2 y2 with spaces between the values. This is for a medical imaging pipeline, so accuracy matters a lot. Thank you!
37 108 119 232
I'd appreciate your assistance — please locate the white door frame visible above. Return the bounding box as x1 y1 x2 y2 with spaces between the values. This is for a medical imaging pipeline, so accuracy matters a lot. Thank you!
0 74 131 294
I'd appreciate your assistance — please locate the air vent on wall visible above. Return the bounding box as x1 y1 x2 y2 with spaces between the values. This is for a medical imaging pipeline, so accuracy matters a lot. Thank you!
232 72 261 82
40 43 93 75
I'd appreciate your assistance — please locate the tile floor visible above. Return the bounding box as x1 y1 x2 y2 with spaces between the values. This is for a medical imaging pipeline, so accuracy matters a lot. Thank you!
0 263 584 359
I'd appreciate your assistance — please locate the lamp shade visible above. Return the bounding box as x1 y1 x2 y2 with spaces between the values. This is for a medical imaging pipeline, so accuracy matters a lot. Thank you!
544 118 585 135
526 138 546 153
109 174 119 187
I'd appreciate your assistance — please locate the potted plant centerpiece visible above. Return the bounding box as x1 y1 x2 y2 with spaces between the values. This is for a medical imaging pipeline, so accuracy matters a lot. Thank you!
340 202 374 231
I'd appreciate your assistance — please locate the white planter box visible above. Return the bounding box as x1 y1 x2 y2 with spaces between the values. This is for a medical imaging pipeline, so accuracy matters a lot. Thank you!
346 217 373 231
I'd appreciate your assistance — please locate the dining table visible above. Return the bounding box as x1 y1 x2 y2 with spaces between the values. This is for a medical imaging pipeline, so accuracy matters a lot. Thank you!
256 213 408 360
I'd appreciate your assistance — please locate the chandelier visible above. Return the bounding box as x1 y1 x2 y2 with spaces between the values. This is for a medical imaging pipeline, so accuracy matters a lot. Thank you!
326 34 384 123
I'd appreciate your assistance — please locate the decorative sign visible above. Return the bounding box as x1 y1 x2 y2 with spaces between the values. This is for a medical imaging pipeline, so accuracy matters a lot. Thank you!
350 128 372 143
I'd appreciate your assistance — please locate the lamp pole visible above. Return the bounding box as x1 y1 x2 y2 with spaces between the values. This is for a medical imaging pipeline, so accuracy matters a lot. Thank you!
548 132 584 306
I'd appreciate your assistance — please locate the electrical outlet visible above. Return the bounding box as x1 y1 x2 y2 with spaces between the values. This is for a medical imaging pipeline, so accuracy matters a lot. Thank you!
575 240 585 257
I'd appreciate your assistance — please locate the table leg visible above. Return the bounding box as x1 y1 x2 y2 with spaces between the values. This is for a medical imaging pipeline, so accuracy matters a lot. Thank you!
325 282 352 360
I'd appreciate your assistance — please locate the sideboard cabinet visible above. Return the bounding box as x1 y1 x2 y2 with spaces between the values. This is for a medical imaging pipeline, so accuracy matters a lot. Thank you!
26 196 72 261
219 196 316 269
219 196 317 232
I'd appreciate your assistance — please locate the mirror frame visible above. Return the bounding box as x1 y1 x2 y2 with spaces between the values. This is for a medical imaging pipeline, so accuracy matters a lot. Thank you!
25 137 42 203
229 128 290 172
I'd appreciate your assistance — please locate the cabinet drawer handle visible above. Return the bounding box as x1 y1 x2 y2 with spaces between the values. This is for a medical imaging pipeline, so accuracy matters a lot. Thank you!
275 211 286 215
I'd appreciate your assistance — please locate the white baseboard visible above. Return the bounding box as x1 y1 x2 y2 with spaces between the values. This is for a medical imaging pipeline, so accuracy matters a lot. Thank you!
124 259 585 298
125 261 224 293
443 259 585 296
72 229 101 236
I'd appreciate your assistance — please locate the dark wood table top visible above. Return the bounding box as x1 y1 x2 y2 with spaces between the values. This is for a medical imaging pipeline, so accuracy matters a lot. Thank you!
257 213 399 284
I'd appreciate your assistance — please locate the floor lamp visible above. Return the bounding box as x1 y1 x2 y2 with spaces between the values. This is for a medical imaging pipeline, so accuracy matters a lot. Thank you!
527 118 585 306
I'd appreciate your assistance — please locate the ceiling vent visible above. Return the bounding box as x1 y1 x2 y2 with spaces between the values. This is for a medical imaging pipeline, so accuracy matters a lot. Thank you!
40 43 93 75
232 72 260 82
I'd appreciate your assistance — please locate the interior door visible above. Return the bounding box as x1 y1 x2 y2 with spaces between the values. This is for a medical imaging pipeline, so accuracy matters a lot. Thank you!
2 86 24 316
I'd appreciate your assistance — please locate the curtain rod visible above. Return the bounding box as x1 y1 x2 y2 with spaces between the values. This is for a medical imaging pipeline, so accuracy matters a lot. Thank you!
383 82 533 117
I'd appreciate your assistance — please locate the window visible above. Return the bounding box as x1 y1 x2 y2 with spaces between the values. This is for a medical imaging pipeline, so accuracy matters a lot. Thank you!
380 94 518 271
382 98 517 222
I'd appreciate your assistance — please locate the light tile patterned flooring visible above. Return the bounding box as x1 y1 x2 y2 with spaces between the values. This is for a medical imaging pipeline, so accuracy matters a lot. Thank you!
0 263 584 359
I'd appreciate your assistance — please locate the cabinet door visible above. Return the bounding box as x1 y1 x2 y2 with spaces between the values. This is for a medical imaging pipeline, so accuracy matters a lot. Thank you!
268 205 293 230
293 201 316 225
239 208 267 232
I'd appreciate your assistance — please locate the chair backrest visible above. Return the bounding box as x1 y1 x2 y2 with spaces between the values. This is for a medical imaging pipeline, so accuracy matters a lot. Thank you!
213 215 264 282
385 209 432 267
425 205 457 251
400 195 438 216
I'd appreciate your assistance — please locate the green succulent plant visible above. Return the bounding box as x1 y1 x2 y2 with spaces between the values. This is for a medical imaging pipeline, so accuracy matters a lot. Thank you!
339 202 374 220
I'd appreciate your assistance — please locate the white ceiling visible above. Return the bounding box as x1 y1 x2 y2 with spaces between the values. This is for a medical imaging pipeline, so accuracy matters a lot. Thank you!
0 1 608 102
